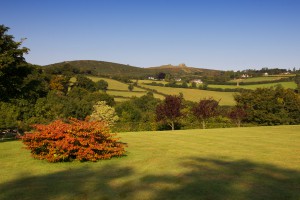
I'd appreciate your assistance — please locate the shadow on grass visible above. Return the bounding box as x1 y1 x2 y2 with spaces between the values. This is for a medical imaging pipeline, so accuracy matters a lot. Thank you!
0 157 299 200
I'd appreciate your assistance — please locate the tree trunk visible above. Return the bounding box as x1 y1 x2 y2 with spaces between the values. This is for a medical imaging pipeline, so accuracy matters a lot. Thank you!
170 121 175 131
202 120 206 129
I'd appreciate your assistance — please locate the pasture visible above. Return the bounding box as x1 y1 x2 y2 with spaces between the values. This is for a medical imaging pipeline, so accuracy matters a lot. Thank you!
229 76 290 83
86 76 145 91
85 76 167 102
140 84 236 105
107 90 164 100
209 81 297 90
0 125 299 200
137 79 169 85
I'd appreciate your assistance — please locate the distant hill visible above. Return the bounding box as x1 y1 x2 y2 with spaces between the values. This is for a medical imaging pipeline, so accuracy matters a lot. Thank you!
44 60 148 77
148 63 221 77
44 60 222 78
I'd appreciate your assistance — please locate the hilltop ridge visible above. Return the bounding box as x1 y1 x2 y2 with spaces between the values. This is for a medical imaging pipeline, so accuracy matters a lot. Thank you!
44 60 222 78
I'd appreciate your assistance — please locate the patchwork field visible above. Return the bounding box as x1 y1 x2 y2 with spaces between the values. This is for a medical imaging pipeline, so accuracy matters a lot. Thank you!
85 76 165 101
87 76 145 91
229 76 292 83
209 81 297 90
140 84 236 105
107 90 164 100
1 125 299 200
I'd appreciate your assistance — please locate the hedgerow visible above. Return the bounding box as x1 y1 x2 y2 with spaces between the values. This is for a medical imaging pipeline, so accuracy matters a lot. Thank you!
22 118 126 162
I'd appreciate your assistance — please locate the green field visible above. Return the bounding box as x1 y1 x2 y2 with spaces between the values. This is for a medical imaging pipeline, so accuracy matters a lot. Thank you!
137 79 169 85
87 76 145 92
1 126 299 199
229 76 289 83
84 76 167 102
140 84 236 106
107 90 164 100
209 81 297 90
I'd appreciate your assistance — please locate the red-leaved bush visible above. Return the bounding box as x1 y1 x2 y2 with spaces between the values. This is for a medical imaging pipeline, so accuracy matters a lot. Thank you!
22 118 126 162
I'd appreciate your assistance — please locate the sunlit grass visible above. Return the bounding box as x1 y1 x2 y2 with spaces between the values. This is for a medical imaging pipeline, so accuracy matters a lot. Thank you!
86 76 145 91
229 76 289 83
140 84 236 105
107 90 164 100
1 125 299 199
209 81 297 90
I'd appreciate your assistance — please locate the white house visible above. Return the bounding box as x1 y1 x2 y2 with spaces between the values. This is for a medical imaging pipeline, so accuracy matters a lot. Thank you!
241 74 249 78
190 79 203 84
148 76 156 80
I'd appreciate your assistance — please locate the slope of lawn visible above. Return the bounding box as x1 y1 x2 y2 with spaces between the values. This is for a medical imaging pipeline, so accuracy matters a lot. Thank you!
209 81 297 90
140 84 236 106
1 125 299 200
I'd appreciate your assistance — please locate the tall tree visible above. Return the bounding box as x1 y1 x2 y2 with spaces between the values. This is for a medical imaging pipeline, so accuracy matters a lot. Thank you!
156 95 183 130
0 25 48 102
192 98 219 129
0 25 31 101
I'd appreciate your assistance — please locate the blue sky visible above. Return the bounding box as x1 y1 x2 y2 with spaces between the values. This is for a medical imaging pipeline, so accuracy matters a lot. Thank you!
1 0 300 70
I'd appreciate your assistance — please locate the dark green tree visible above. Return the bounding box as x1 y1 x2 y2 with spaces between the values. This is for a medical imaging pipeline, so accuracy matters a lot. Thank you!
96 79 108 92
0 25 48 102
75 75 97 92
234 86 300 125
0 102 20 129
295 74 300 92
128 84 134 91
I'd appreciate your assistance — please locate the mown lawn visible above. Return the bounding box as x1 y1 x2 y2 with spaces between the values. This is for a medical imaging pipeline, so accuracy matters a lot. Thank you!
1 126 299 200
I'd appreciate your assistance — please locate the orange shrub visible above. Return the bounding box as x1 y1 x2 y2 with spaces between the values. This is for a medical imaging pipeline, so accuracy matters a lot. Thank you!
22 118 126 162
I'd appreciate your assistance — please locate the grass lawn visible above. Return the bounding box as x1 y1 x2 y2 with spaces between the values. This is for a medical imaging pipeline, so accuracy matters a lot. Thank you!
1 125 299 200
140 84 236 106
209 81 297 90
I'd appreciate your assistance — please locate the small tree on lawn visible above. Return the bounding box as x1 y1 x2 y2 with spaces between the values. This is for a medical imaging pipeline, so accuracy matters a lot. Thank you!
128 84 134 91
192 97 219 129
156 95 183 130
229 106 247 127
90 101 119 126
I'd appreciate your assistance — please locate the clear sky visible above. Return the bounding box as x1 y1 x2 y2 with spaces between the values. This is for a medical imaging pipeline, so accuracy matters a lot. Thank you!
1 0 300 70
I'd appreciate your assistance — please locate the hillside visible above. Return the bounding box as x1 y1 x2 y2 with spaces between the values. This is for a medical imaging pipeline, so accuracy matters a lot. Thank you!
44 60 148 77
148 63 222 77
44 60 222 78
